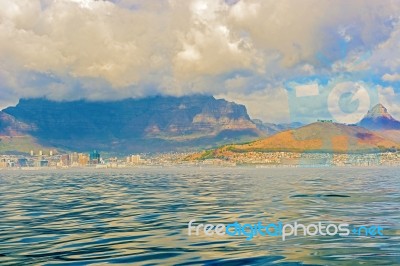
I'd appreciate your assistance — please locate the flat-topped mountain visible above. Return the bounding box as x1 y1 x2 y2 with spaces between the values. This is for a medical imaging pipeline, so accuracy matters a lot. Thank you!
2 96 261 153
2 98 398 155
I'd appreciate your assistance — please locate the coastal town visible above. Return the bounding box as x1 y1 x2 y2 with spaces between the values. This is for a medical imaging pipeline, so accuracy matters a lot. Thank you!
0 149 399 169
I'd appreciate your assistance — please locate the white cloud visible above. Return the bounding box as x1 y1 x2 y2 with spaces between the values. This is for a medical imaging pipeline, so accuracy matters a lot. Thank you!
217 87 291 123
378 86 400 120
0 0 399 122
367 22 400 73
382 73 400 82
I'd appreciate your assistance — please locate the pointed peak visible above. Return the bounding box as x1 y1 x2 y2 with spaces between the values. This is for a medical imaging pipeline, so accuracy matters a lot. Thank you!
365 104 392 119
371 103 387 112
359 103 400 130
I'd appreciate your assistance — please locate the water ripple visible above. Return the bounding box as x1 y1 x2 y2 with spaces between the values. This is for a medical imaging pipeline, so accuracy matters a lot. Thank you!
0 167 399 265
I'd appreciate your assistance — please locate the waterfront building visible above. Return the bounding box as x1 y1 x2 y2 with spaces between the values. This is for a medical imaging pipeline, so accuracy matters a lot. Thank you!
90 150 101 164
71 152 79 164
60 154 70 166
78 153 89 166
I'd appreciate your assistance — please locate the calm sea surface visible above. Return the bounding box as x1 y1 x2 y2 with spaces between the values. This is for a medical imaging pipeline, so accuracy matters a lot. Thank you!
0 167 399 265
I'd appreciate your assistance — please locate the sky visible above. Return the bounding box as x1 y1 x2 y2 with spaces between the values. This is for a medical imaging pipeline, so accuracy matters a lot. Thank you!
0 0 399 123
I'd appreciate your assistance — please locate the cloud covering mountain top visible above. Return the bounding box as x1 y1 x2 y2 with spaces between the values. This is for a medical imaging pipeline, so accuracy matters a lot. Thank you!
0 0 400 122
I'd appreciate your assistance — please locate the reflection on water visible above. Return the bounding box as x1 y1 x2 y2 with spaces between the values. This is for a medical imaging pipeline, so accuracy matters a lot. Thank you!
0 167 399 265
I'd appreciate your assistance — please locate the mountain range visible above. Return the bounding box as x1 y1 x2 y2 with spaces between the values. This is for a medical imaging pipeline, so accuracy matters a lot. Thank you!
0 96 265 153
190 103 400 159
0 97 399 155
195 122 399 161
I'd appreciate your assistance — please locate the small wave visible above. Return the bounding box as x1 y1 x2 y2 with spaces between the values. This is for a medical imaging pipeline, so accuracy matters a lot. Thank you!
290 194 350 198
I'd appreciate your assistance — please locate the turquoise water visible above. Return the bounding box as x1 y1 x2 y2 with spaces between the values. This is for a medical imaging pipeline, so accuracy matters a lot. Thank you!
0 167 399 265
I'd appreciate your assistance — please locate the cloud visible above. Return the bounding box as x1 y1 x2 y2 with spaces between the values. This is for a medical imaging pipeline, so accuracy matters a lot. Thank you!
382 73 400 82
378 86 400 120
172 0 261 80
367 22 400 73
0 0 399 122
217 87 291 123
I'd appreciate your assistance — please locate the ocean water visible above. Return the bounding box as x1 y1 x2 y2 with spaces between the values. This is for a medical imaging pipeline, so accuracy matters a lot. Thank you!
0 167 399 265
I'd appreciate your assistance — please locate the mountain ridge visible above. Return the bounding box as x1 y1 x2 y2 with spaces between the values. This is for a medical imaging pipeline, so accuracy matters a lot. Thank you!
1 99 399 155
2 96 263 153
192 122 399 160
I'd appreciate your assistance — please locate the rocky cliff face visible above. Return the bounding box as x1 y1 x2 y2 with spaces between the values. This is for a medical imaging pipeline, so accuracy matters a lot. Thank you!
0 111 37 136
2 96 260 153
